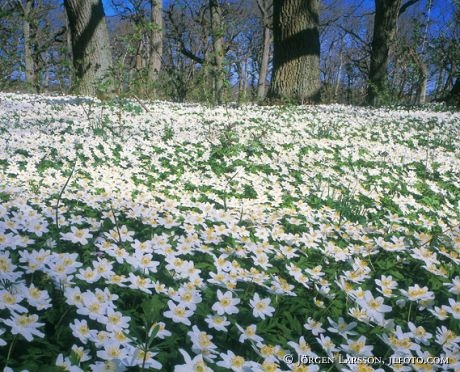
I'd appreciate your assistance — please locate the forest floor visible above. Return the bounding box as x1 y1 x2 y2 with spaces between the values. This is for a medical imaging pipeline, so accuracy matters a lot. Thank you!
0 93 459 371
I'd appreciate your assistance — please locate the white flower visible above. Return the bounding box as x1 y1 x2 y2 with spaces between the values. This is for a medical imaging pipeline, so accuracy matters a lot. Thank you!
304 317 325 335
407 322 432 345
174 349 212 372
357 290 392 325
88 360 125 372
317 334 339 356
104 307 131 332
24 284 52 310
70 318 92 344
61 226 92 245
171 287 202 311
428 306 449 320
122 345 162 369
340 335 374 357
211 290 240 315
96 340 129 361
0 289 27 313
149 321 171 339
163 300 193 326
56 353 83 372
381 325 420 354
3 312 45 342
76 291 108 321
235 323 263 344
442 298 460 319
444 276 460 295
400 284 434 302
71 344 91 363
216 350 247 371
76 267 101 283
205 314 230 332
287 336 318 358
127 273 154 294
435 326 460 348
187 325 217 361
327 317 357 337
249 292 275 319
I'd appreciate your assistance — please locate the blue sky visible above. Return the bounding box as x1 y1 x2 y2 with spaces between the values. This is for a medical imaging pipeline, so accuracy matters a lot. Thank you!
101 0 453 24
102 0 169 16
100 0 454 42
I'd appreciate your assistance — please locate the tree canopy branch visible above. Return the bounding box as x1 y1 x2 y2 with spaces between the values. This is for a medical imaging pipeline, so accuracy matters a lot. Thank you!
399 0 421 16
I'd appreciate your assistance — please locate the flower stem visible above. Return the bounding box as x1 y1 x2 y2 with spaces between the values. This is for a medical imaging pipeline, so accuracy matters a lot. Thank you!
5 334 17 368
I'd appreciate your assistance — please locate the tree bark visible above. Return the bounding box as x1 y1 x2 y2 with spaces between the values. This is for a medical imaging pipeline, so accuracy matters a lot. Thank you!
237 60 248 103
334 52 343 100
255 0 272 101
268 0 321 104
209 0 225 104
18 0 36 89
148 0 163 82
367 0 402 105
408 48 427 104
64 0 113 96
444 78 460 106
257 23 271 100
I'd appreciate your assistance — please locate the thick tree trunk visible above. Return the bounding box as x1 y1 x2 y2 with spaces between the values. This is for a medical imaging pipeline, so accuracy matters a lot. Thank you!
64 0 113 96
257 25 271 100
148 0 163 82
268 0 320 104
367 0 402 105
209 0 225 104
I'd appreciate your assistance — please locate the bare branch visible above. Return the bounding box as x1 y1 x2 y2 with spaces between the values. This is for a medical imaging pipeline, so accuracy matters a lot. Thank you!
399 0 421 16
337 25 370 47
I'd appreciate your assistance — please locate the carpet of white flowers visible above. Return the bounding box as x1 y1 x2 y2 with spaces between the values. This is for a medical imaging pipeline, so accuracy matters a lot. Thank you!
0 93 459 372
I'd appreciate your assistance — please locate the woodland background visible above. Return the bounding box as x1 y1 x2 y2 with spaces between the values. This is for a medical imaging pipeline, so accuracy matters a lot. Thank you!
0 0 459 106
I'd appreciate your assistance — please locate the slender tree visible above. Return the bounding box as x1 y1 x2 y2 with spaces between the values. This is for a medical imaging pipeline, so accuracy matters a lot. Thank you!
268 0 321 103
255 0 272 100
148 0 163 82
64 0 113 95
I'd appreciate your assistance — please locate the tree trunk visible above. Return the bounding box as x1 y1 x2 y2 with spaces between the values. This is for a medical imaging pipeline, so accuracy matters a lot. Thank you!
268 0 321 104
238 60 248 103
434 69 444 100
444 78 460 106
148 0 163 82
334 52 343 100
21 0 36 89
257 24 271 100
135 41 143 71
209 0 225 104
409 49 427 104
64 0 113 96
255 0 272 101
367 0 402 105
